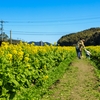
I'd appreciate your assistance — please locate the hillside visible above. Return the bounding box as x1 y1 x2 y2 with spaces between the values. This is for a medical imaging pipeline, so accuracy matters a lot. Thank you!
57 27 100 46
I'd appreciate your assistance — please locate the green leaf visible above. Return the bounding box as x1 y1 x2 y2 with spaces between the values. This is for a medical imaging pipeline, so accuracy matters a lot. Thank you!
0 80 2 86
11 80 19 87
2 87 8 96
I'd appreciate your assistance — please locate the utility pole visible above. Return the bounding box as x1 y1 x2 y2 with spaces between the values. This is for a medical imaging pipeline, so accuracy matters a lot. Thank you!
40 41 42 46
0 20 8 41
0 20 4 41
10 30 12 44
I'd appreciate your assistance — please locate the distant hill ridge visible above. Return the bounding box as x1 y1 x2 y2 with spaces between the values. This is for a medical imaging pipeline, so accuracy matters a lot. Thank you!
57 27 100 46
28 41 51 46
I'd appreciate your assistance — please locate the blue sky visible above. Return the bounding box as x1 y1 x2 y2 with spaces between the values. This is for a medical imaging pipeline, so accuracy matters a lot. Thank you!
0 0 100 43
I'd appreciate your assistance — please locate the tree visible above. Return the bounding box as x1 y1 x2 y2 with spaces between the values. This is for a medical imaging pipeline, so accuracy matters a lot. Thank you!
0 32 9 41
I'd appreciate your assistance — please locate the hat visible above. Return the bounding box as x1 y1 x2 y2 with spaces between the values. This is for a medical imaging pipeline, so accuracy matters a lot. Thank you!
82 39 85 42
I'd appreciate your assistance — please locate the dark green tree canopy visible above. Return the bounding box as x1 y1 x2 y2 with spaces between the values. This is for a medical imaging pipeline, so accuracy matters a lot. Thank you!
57 27 100 46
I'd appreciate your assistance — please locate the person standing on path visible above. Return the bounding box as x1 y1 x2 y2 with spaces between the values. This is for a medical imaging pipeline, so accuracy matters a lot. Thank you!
75 38 85 59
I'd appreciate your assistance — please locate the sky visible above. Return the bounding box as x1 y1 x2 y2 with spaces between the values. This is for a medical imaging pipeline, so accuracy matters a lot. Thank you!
0 0 100 43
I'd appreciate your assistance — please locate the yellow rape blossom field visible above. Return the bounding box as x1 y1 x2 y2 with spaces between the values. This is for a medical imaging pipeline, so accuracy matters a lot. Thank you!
0 42 100 100
87 46 100 79
0 41 76 100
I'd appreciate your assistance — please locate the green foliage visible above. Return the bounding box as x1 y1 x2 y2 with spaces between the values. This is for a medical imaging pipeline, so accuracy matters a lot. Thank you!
87 46 100 80
16 52 76 100
57 27 100 46
0 43 76 99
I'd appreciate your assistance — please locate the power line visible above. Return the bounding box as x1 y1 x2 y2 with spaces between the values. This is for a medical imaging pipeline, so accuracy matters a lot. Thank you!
4 29 75 35
11 31 70 33
12 34 65 35
4 16 100 24
4 20 100 27
11 32 70 35
2 16 100 37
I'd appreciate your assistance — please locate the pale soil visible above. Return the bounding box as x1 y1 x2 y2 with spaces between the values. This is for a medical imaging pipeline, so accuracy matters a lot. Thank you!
41 57 100 100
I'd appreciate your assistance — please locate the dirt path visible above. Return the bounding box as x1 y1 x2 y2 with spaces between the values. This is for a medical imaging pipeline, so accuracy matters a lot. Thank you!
41 58 100 100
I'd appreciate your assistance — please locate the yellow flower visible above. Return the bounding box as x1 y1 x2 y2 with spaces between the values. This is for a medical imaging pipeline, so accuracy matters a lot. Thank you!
26 64 30 69
43 65 46 69
24 57 29 62
12 50 17 55
7 54 12 61
31 42 35 46
45 75 48 79
17 51 24 60
43 75 49 80
25 54 29 57
24 42 28 45
18 51 24 56
0 51 4 56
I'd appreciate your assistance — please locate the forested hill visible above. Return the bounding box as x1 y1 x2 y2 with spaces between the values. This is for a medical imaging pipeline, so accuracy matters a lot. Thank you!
57 27 100 46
